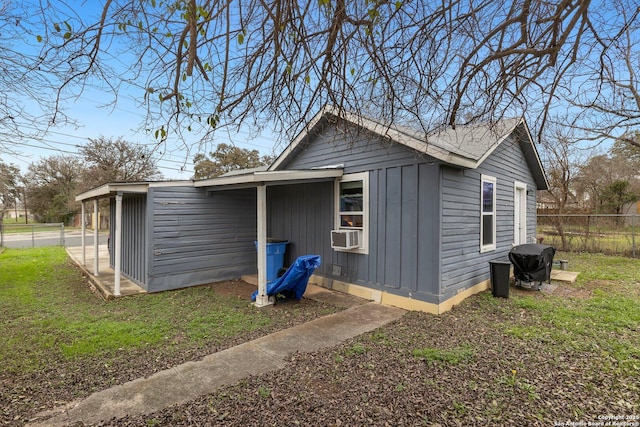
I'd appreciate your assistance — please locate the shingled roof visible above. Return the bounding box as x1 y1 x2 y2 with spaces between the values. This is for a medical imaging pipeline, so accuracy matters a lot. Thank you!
270 105 548 190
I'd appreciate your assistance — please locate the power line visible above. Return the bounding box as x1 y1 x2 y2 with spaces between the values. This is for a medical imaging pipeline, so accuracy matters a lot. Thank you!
10 141 78 155
11 110 279 154
13 121 276 155
4 108 280 174
7 134 196 168
5 140 195 174
55 95 280 152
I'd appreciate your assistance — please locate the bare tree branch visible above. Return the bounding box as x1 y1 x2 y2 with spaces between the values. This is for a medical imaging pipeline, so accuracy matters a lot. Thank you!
2 0 638 157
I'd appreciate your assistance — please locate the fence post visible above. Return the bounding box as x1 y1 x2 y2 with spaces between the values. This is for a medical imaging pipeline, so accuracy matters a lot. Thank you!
60 223 65 247
632 215 636 258
31 225 35 248
585 215 590 252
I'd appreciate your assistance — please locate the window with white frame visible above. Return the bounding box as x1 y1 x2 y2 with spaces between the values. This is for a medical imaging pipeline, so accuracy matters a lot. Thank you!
334 172 369 253
480 175 497 252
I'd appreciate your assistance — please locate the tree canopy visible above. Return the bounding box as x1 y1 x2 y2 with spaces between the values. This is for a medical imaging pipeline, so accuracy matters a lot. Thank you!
541 128 640 217
0 2 64 154
19 138 162 223
600 180 639 215
24 155 83 223
0 161 21 218
193 143 273 179
4 0 637 154
79 137 163 185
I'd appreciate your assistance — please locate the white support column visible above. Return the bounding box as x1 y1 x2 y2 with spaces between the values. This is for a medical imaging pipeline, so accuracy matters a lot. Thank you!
114 193 123 296
81 201 86 266
254 184 272 307
93 199 99 276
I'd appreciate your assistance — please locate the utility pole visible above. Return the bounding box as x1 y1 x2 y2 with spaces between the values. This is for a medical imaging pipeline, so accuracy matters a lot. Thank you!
22 187 28 224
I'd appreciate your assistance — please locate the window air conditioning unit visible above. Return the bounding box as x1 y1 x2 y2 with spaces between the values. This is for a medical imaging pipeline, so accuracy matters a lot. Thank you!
331 229 360 250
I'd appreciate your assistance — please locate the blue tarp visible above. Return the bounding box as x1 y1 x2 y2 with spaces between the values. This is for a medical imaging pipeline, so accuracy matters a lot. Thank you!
251 255 321 301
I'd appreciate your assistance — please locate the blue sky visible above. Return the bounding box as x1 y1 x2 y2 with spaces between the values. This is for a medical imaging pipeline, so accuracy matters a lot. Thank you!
4 0 633 180
5 1 278 180
5 89 278 180
5 75 278 181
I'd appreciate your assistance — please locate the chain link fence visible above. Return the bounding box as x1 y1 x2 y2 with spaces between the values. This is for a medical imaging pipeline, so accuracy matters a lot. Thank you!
0 223 65 248
537 214 639 258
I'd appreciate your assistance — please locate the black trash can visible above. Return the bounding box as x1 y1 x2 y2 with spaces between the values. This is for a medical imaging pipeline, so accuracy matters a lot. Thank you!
489 259 511 298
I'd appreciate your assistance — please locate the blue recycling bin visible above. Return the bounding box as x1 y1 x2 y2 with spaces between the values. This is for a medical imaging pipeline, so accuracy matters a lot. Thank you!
255 239 289 283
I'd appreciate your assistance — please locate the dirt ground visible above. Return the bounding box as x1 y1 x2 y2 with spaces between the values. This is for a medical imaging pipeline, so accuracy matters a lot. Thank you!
95 286 639 427
4 279 639 426
0 280 340 427
208 279 259 300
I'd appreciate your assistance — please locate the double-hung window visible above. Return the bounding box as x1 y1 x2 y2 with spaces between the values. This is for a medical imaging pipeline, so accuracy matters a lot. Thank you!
481 175 497 252
335 172 369 253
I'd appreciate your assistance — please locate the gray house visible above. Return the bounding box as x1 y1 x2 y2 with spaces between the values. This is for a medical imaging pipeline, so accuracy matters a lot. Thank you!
75 106 547 313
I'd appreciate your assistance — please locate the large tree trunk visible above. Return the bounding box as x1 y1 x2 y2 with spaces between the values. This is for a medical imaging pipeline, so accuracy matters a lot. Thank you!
551 216 568 251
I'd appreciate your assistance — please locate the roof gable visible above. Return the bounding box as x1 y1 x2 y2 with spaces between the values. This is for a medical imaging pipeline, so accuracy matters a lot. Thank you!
270 105 548 190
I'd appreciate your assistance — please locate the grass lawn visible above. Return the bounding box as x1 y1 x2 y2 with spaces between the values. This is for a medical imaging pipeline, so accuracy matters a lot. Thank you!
500 252 640 376
1 218 31 224
1 247 339 424
0 247 331 375
538 222 640 256
2 247 639 426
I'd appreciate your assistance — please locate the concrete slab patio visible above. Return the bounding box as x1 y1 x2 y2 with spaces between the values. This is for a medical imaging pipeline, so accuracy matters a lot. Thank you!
66 245 146 299
28 302 406 427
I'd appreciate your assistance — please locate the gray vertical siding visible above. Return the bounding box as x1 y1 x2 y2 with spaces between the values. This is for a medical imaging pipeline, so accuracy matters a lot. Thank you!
440 134 538 300
272 125 441 304
267 182 334 273
100 118 540 305
147 186 257 292
109 195 147 288
334 164 440 301
284 121 434 172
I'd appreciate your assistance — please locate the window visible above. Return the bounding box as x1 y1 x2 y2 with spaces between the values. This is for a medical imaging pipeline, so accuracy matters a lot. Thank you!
335 172 369 253
481 175 496 252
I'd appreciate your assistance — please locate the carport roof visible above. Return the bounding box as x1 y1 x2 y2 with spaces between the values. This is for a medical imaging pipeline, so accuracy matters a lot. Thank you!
75 181 193 202
76 169 343 202
194 168 343 189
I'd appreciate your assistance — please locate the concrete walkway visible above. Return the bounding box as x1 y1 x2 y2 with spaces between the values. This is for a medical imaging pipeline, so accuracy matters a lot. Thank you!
29 301 405 427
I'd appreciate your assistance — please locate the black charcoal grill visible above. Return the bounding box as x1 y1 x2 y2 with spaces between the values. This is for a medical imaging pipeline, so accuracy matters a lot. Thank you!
508 244 556 290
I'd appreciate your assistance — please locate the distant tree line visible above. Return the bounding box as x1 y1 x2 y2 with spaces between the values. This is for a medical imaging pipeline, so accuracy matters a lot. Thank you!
1 140 271 224
539 130 640 251
539 130 640 249
541 131 640 217
1 137 162 224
